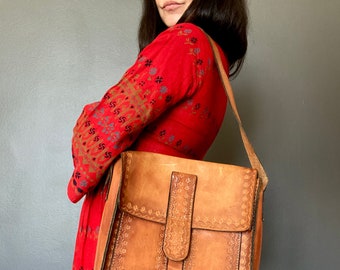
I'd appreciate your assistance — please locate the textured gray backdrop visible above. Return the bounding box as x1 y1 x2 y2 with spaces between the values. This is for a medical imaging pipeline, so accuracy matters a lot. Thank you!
1 1 339 269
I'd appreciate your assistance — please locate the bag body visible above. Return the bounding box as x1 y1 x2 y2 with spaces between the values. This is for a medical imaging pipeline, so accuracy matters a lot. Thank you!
96 151 264 270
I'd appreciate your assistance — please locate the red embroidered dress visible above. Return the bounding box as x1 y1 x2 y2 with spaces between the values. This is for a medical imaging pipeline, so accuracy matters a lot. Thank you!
68 23 228 270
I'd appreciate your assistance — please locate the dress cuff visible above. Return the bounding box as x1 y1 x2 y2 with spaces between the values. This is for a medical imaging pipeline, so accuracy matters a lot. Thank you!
67 175 84 203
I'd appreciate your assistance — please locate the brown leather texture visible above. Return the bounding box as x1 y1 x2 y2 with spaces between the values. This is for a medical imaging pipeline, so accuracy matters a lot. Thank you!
95 151 265 270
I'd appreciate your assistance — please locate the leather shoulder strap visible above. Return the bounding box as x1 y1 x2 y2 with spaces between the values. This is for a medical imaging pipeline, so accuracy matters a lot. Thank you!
207 35 269 189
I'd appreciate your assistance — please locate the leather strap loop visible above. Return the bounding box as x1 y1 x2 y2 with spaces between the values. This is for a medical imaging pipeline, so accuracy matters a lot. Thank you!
163 172 197 262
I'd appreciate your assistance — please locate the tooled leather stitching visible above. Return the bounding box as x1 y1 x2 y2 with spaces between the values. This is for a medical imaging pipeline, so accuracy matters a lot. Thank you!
121 152 167 223
111 212 133 269
225 232 241 270
163 172 197 261
239 232 252 270
183 230 198 270
122 153 258 231
114 153 260 269
120 169 258 230
155 225 167 270
120 202 167 223
193 169 258 231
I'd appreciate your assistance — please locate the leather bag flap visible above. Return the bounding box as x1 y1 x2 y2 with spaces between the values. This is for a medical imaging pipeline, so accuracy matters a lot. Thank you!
119 151 260 232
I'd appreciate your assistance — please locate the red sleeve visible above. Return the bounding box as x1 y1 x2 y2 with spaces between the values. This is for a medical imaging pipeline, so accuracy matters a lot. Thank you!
67 23 214 203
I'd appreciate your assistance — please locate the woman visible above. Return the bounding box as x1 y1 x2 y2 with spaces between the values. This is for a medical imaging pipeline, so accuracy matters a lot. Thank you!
68 0 248 269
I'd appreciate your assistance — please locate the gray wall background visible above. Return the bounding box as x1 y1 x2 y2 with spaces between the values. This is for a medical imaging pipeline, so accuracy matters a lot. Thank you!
0 1 339 269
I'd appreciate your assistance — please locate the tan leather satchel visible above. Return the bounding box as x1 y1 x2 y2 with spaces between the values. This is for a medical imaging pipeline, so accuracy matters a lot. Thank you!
94 37 269 270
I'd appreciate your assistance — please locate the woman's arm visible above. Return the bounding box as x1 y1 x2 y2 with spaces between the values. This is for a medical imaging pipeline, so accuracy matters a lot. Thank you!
67 23 213 203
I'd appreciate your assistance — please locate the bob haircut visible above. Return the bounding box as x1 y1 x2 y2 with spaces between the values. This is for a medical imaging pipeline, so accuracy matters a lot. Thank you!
138 0 248 77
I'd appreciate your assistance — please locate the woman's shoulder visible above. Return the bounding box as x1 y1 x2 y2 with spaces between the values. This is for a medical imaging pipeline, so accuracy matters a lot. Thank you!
168 23 206 36
144 23 213 59
157 23 209 43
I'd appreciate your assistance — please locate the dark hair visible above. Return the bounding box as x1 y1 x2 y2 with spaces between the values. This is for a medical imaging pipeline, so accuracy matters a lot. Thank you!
138 0 248 77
